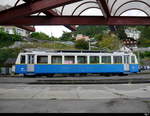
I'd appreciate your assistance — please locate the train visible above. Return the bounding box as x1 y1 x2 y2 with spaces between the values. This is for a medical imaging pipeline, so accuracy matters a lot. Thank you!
13 50 139 76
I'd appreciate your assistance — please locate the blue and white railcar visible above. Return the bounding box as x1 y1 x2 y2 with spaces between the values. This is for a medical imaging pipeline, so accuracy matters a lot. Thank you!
13 50 139 76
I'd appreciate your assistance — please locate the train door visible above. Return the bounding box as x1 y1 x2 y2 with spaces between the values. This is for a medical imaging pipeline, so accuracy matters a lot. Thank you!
27 54 35 73
124 55 130 72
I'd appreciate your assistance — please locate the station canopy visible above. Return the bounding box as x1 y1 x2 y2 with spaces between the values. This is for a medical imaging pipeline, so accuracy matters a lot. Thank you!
0 0 150 31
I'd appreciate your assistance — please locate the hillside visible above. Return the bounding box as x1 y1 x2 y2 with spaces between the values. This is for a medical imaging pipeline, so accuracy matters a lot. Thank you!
0 26 150 67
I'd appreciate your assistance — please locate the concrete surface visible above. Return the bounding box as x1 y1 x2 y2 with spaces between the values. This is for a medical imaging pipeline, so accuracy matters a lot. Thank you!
0 99 150 113
0 84 150 99
1 74 150 113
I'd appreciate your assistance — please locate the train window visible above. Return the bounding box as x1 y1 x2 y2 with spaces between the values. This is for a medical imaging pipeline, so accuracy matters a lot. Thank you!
77 56 87 64
90 56 99 64
113 56 122 64
51 56 62 64
124 55 129 64
101 56 111 64
37 56 48 64
131 56 135 64
64 56 75 64
28 55 34 64
20 55 25 64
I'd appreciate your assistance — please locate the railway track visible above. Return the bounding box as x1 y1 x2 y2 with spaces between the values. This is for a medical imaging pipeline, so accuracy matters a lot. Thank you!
1 77 150 84
0 72 150 84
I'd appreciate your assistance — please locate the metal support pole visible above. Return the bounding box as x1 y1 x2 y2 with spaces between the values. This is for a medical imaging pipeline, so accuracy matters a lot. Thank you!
88 40 91 50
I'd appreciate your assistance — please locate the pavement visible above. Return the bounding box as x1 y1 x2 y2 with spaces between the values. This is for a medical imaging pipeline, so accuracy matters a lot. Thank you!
1 84 150 99
0 83 150 113
0 74 150 113
0 99 150 113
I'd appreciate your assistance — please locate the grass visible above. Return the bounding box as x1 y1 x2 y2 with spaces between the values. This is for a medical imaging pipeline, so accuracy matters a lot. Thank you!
21 42 76 50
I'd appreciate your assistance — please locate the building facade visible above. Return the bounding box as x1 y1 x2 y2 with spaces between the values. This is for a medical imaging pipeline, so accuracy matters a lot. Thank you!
0 26 31 37
124 28 141 48
76 34 90 41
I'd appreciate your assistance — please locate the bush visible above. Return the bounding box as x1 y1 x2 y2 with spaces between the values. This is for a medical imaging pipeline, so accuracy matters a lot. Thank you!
11 34 22 41
97 33 122 51
0 31 22 48
30 32 50 40
0 48 20 67
59 32 74 41
75 39 89 50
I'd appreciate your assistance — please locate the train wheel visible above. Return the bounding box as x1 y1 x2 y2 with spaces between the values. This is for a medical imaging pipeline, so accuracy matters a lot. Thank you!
69 74 76 77
47 74 54 77
80 73 87 77
23 74 35 77
104 74 111 77
118 73 128 76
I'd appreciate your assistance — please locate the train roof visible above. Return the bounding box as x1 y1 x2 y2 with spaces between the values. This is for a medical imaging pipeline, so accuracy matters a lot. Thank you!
20 50 134 55
23 49 112 53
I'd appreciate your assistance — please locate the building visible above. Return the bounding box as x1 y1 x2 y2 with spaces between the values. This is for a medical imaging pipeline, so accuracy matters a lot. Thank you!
0 26 31 37
124 28 141 48
125 28 141 40
76 34 90 41
123 38 138 48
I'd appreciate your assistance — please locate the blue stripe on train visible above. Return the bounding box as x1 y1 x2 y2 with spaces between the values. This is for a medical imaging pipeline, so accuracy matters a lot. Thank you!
130 64 139 73
15 64 139 74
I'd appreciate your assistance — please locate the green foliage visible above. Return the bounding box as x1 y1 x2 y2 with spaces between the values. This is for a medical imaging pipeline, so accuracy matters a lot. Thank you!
58 26 108 42
97 33 122 51
137 26 150 39
139 51 150 59
20 42 75 50
134 51 150 65
50 36 59 41
30 32 50 40
0 27 4 32
115 26 127 40
11 34 22 41
74 26 108 37
94 34 103 41
0 31 22 48
0 48 20 67
59 32 74 41
75 39 89 50
136 26 150 47
138 38 150 47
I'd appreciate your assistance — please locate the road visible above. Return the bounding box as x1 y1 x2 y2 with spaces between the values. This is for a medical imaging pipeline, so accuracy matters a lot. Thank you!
0 73 150 113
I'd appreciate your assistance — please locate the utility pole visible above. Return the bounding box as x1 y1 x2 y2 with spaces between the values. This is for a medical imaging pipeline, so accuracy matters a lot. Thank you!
88 39 91 50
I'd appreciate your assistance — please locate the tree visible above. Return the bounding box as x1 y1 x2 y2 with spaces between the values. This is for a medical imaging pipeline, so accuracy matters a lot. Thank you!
0 48 20 67
94 33 103 41
0 31 21 48
75 39 89 50
59 31 74 41
30 32 50 40
97 33 122 51
50 36 59 41
115 26 127 40
136 26 150 47
74 26 108 37
0 27 4 32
